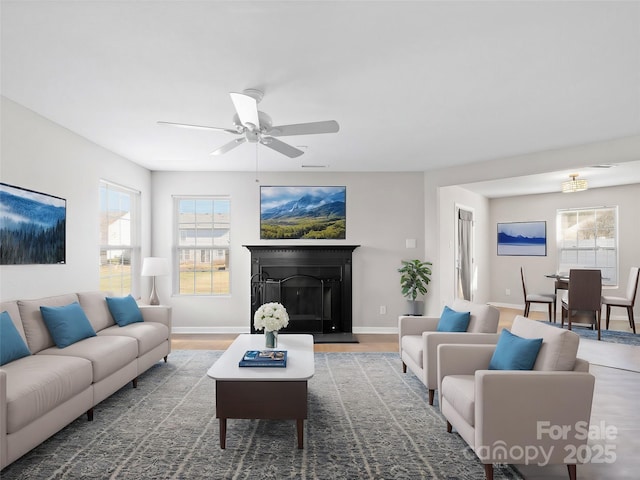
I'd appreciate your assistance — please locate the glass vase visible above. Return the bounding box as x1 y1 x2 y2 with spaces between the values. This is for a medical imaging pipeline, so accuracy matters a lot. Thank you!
265 330 278 349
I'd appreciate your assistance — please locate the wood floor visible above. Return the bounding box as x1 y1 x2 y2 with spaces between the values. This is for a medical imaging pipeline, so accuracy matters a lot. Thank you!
170 306 640 479
170 307 534 352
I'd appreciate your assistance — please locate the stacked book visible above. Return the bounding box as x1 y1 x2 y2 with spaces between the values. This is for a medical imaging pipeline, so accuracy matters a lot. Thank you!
239 350 288 368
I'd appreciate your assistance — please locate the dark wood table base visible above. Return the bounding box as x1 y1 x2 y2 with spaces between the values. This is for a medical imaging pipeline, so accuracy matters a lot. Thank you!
216 379 308 449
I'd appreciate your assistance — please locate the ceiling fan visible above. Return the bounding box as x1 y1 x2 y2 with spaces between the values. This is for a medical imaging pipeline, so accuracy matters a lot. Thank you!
158 89 339 158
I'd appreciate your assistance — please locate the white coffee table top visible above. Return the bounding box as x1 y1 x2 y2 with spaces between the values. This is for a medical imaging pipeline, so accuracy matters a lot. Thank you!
206 333 315 381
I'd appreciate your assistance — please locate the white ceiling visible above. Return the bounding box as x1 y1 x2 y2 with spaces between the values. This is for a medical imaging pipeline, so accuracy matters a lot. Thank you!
2 1 639 197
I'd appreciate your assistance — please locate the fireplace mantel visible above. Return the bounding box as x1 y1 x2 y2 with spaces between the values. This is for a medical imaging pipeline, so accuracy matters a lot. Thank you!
245 245 359 335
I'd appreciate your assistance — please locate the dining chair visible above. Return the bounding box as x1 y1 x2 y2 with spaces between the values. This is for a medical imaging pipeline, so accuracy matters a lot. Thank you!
520 267 556 321
602 266 639 334
561 269 602 340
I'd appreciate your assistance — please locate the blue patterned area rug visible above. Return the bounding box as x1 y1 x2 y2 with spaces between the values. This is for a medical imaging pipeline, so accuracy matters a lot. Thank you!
547 322 640 346
2 351 522 480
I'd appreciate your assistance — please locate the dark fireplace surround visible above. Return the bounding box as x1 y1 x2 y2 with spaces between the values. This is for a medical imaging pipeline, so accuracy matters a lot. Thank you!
245 245 359 335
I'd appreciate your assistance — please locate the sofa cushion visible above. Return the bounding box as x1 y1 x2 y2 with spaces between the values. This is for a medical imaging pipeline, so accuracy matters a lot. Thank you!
106 294 143 326
437 306 471 332
40 302 97 348
441 375 476 427
77 291 116 331
0 300 26 341
18 293 79 353
2 354 93 433
1 311 31 365
489 329 542 370
98 321 169 355
401 334 423 368
511 315 580 371
450 299 499 333
37 335 138 383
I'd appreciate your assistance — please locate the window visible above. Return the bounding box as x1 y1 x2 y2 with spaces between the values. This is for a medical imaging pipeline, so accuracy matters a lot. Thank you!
175 196 230 295
557 206 618 286
99 181 141 295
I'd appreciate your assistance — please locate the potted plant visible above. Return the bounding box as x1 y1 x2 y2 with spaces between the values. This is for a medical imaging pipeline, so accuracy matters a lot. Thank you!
398 259 433 315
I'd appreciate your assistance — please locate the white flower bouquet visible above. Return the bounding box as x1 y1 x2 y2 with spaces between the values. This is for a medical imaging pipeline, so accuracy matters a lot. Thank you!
254 302 289 332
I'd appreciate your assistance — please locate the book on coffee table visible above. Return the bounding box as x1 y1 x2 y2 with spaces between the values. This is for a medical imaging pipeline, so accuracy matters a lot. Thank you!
239 350 288 368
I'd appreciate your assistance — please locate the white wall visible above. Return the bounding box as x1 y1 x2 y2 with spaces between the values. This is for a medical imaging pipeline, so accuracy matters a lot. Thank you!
489 183 640 319
424 136 640 317
150 171 425 333
3 96 638 329
0 97 152 301
438 185 491 308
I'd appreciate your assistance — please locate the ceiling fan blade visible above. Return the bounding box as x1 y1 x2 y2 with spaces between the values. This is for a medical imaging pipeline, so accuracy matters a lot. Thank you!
210 137 247 156
269 120 339 137
261 137 304 158
157 121 238 134
230 92 260 130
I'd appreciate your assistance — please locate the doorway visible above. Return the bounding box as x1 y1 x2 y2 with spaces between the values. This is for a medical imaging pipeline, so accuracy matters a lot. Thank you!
455 206 474 301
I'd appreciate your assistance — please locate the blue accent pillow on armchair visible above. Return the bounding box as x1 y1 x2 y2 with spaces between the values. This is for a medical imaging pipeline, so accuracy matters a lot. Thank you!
436 306 471 332
1 311 32 365
40 302 97 348
106 294 143 327
489 329 543 370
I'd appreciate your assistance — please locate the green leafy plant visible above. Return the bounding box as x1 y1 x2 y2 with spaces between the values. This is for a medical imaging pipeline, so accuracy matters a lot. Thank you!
398 259 433 301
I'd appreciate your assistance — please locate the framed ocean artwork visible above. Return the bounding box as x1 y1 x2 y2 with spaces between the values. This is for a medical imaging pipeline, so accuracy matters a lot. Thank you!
497 221 546 256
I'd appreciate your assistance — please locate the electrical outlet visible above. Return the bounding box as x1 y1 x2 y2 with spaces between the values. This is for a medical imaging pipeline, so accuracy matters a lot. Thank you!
506 288 511 296
379 306 387 315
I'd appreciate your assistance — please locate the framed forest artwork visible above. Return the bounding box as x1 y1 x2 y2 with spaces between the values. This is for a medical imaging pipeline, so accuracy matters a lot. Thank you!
0 182 66 264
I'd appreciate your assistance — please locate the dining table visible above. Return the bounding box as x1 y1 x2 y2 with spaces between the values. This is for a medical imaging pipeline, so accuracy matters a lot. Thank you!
546 273 569 294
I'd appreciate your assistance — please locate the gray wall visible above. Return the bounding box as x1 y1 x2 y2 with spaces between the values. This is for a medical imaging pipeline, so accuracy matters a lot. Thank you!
489 183 640 320
150 171 425 333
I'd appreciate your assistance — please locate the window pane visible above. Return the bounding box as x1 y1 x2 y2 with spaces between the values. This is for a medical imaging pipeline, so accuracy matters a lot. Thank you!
100 248 132 295
175 196 230 295
557 207 618 286
99 181 139 296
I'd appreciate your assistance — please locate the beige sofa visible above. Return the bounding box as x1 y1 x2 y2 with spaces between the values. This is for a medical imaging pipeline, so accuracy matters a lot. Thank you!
398 299 500 404
438 316 595 480
0 291 172 470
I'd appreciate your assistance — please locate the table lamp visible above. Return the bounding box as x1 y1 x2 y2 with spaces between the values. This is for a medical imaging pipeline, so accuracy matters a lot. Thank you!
141 257 169 305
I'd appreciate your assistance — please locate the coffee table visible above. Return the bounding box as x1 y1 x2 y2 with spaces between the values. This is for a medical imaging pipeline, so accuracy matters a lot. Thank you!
206 334 315 449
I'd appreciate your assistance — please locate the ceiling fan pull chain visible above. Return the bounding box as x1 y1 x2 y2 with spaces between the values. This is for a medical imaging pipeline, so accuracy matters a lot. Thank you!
255 142 260 183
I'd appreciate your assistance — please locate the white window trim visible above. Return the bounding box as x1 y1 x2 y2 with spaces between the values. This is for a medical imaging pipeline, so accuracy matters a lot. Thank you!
99 180 141 297
173 195 231 296
556 206 618 287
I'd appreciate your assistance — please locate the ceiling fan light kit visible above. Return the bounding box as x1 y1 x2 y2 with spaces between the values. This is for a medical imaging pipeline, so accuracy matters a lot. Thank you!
561 173 588 193
159 89 339 158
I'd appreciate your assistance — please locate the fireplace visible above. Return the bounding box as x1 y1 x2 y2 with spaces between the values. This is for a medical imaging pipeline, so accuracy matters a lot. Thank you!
245 245 359 335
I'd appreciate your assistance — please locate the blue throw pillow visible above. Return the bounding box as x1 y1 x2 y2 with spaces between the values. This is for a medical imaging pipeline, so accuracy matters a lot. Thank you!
436 306 471 332
489 329 543 370
0 311 31 365
40 302 96 348
106 294 143 327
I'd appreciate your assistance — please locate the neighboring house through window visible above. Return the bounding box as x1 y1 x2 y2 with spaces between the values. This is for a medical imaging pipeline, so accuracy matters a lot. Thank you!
557 206 618 286
175 196 230 295
99 180 141 296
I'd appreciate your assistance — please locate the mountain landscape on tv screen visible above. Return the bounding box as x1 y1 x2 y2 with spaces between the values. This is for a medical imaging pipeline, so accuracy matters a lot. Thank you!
260 189 346 239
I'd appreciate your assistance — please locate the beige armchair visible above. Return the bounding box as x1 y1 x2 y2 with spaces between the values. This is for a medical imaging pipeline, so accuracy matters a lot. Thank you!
438 316 595 480
398 299 500 405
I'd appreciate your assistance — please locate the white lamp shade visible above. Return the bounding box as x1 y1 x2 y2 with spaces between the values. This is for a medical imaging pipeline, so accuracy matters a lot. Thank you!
141 257 169 277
